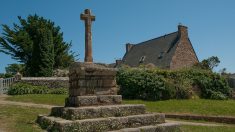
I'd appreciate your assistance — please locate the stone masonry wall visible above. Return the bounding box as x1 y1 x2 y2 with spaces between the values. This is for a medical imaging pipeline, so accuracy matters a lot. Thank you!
18 77 69 88
228 77 235 89
170 25 199 70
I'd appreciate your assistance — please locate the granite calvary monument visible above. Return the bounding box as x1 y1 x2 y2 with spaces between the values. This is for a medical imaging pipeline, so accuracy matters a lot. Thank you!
37 9 181 131
80 9 95 63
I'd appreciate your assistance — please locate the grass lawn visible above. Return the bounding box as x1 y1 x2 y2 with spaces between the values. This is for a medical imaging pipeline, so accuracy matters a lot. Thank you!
0 104 234 132
123 99 235 117
6 94 67 106
181 125 235 132
6 94 235 116
0 104 49 132
2 95 235 131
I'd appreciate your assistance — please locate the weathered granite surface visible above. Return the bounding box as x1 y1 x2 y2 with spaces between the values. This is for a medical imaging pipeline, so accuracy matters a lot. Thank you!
51 104 146 120
69 62 118 96
110 123 181 132
65 95 122 107
37 62 181 131
37 113 166 132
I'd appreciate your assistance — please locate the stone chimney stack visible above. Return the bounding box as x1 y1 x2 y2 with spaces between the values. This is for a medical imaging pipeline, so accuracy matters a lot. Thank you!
115 59 122 67
178 24 188 39
126 43 134 53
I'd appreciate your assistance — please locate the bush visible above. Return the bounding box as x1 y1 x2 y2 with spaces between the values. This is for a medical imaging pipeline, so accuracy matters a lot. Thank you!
32 86 49 94
8 82 68 95
194 74 232 100
49 88 68 94
117 68 182 101
117 67 232 100
8 83 34 95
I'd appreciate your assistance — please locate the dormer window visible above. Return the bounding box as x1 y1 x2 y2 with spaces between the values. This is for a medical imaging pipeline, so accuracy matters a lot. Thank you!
139 56 146 63
158 52 164 59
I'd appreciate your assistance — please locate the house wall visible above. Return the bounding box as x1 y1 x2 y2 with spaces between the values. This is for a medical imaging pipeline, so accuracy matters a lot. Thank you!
228 75 235 89
170 25 198 69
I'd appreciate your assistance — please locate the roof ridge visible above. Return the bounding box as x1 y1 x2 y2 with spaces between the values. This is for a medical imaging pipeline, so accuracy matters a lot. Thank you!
134 31 178 46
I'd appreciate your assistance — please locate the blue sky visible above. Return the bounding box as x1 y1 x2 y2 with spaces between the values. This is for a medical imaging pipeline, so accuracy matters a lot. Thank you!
0 0 235 73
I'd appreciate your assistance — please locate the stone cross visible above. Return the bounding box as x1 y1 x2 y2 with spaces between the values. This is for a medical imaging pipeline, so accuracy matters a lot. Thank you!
80 9 95 63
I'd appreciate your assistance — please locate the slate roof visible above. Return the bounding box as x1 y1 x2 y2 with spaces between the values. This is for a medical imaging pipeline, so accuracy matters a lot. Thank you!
122 32 180 68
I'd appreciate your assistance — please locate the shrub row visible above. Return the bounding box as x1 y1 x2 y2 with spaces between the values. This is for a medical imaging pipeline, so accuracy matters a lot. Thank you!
116 67 232 100
8 82 68 95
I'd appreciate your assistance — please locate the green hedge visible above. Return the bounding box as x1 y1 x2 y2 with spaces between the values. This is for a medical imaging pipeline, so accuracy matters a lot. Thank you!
8 83 68 95
117 67 232 100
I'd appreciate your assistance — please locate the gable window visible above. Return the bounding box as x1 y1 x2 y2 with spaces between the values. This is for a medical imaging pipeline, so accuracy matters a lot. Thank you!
139 56 146 63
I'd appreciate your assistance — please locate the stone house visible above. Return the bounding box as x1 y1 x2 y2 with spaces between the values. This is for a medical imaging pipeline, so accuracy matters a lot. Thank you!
117 25 199 69
228 74 235 89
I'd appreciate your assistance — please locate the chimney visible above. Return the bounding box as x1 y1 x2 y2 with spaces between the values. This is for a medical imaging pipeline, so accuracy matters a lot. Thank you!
178 24 188 39
126 43 134 53
115 59 122 67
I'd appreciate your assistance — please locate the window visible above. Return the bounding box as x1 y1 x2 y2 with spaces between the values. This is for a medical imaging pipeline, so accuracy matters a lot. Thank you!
158 52 164 59
139 56 146 63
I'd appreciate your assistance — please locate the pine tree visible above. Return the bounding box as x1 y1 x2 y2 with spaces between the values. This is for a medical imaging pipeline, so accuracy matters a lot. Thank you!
0 14 75 76
31 28 54 77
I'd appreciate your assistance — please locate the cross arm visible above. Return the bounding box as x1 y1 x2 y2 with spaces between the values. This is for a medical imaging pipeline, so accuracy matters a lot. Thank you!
80 14 96 21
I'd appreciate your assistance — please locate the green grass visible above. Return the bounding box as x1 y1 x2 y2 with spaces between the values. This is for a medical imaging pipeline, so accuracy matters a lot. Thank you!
181 125 235 132
6 94 67 106
0 104 49 132
123 99 235 117
0 104 234 132
6 94 235 116
2 94 235 131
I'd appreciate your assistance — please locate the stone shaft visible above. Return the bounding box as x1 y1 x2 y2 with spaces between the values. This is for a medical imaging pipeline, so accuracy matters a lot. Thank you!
80 9 95 63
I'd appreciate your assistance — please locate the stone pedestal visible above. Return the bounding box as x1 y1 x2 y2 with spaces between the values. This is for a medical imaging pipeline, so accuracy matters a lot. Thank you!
66 62 119 107
69 62 118 96
37 62 181 131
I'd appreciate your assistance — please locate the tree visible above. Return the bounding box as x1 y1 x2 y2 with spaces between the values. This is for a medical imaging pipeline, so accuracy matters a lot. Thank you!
194 56 220 70
0 14 75 76
5 63 25 75
31 28 54 76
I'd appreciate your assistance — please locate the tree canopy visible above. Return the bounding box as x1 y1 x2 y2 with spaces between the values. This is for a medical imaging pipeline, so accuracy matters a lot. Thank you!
0 14 75 76
5 63 25 75
194 56 220 70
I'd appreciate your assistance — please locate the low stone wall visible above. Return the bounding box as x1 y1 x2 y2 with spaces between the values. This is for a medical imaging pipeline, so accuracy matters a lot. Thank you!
18 77 69 88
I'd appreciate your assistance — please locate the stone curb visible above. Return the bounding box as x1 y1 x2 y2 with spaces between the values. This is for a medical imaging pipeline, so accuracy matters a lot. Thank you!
164 113 235 124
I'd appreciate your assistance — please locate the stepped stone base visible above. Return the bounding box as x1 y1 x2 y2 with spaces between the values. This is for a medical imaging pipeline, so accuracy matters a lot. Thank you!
65 95 122 107
37 95 182 131
37 113 165 132
110 123 181 132
51 104 146 120
37 62 181 131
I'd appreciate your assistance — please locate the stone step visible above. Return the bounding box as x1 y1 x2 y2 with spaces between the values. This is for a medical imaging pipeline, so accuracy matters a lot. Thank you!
37 113 165 132
65 95 122 107
109 123 181 132
51 104 146 120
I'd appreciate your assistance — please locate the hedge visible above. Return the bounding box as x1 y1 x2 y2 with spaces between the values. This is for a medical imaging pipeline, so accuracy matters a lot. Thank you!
8 82 68 95
116 67 232 100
